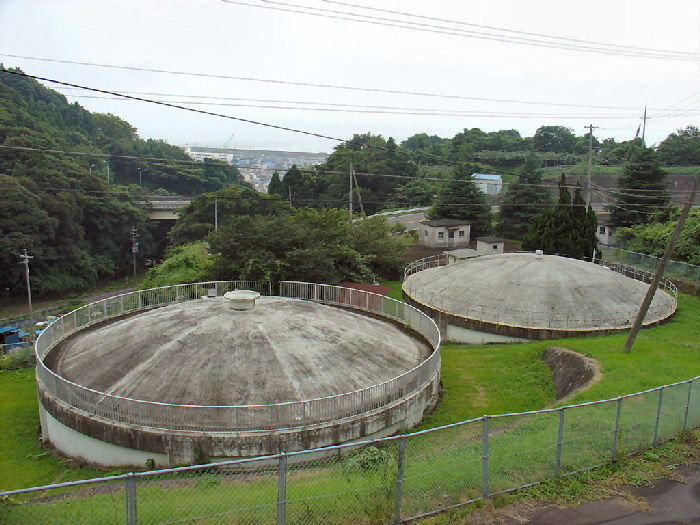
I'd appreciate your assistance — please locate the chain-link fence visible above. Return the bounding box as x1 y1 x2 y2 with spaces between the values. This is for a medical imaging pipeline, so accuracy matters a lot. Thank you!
2 377 697 524
600 246 700 286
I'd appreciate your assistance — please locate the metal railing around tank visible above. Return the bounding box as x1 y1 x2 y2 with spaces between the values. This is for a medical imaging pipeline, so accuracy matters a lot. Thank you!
402 253 678 331
35 281 440 433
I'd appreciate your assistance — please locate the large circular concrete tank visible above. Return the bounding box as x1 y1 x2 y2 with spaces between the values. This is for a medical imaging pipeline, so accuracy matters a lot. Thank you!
36 283 441 467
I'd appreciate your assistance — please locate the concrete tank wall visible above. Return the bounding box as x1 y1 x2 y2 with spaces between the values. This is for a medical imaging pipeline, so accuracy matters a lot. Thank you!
39 368 440 467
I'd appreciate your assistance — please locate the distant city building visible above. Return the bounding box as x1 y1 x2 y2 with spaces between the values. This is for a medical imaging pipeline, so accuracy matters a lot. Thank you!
184 146 234 164
419 219 471 249
183 146 328 171
472 173 503 195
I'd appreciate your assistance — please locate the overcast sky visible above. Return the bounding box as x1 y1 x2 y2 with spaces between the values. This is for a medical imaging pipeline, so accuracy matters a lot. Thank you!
1 0 699 153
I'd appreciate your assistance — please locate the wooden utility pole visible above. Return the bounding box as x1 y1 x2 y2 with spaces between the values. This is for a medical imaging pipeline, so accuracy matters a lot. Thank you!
622 171 699 353
349 162 354 220
585 124 598 207
352 170 365 217
19 249 33 318
214 195 218 231
130 226 138 277
641 106 648 145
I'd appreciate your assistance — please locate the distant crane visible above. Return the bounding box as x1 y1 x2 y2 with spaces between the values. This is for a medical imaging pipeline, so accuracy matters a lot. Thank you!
222 132 236 151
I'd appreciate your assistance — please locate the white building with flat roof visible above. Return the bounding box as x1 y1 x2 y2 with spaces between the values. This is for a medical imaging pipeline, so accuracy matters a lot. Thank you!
472 173 503 195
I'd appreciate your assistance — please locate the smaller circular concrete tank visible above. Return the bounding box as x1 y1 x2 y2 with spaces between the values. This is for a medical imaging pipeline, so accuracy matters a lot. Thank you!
36 282 441 467
403 253 677 341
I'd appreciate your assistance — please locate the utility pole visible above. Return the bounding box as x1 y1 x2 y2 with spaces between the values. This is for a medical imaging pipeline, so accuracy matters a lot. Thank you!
103 160 110 185
622 171 700 353
214 195 218 230
352 170 365 217
349 162 354 220
641 106 648 145
138 168 142 189
288 186 293 208
130 226 139 277
585 124 598 207
19 249 33 318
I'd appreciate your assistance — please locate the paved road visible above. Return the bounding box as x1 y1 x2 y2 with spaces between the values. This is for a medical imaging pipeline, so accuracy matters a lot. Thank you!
384 211 426 231
510 465 700 525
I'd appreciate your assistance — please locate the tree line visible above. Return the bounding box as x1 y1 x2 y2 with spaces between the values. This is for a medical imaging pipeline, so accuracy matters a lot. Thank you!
0 67 244 296
2 64 699 297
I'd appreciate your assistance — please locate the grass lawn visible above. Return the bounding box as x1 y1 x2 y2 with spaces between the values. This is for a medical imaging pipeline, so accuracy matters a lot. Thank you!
0 287 697 500
0 369 112 493
377 278 404 300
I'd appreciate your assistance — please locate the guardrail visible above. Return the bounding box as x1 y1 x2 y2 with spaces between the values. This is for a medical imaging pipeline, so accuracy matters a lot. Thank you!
403 253 678 331
3 375 697 524
35 281 440 433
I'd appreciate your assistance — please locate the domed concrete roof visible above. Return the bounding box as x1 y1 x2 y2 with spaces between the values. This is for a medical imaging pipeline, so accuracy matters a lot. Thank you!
46 297 430 405
403 253 675 331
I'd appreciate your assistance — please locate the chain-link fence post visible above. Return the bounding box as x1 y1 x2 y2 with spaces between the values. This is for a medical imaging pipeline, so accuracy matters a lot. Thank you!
125 472 137 525
684 379 693 430
481 416 489 498
555 408 566 477
612 397 622 457
394 435 407 525
653 387 664 446
277 454 287 525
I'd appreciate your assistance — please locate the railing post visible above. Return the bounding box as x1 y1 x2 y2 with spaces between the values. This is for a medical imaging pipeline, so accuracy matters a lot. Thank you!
125 472 137 525
481 416 489 499
277 454 287 525
684 379 693 430
555 408 565 477
394 435 407 525
612 397 622 457
653 387 664 446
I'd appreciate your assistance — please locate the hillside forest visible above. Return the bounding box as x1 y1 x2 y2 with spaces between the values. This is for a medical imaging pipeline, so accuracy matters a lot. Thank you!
1 65 699 298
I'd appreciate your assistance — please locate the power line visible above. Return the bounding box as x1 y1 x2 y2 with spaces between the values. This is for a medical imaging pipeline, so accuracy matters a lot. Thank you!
322 0 699 59
0 53 680 111
3 143 695 200
0 68 463 167
222 0 699 61
62 93 667 120
54 86 700 113
0 144 224 166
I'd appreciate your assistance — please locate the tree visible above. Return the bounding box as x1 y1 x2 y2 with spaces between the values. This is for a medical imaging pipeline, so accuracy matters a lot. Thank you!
616 208 700 265
496 154 553 240
267 171 283 196
657 125 700 165
140 242 213 288
168 185 289 245
533 126 577 153
317 133 418 214
207 208 408 285
429 164 492 236
522 175 597 259
610 147 669 227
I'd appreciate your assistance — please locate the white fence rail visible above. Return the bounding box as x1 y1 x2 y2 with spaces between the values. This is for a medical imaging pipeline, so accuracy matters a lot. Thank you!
35 281 440 432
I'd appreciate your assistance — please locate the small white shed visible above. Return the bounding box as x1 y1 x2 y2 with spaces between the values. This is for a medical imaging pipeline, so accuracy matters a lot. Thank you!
476 236 505 255
419 219 471 249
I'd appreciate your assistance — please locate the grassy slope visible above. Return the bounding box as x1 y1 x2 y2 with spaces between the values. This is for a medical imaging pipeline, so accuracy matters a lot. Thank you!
0 291 697 492
421 293 699 430
0 369 109 492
